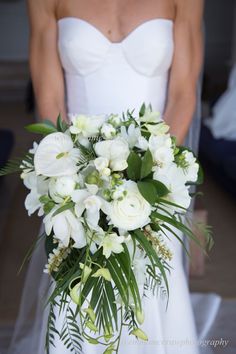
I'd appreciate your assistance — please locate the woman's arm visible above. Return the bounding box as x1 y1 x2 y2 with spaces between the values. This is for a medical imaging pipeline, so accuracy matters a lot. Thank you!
164 0 204 145
27 0 66 123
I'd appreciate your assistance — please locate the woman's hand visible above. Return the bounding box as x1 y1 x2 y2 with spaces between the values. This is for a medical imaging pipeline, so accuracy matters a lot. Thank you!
164 0 204 145
27 0 67 123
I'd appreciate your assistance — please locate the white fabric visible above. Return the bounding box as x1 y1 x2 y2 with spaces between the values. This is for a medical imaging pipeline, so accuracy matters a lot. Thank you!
8 17 218 354
205 64 236 140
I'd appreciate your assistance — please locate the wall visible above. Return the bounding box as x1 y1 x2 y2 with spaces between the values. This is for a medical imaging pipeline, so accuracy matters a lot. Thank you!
0 0 29 61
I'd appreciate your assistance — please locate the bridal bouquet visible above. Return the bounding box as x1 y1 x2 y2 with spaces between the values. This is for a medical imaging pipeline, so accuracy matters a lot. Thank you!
0 104 212 354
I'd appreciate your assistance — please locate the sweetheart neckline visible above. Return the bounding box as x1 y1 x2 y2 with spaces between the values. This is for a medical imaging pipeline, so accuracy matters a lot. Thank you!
57 17 174 45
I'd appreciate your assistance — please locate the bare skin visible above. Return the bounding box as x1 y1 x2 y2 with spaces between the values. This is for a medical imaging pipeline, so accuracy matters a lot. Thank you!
27 0 204 144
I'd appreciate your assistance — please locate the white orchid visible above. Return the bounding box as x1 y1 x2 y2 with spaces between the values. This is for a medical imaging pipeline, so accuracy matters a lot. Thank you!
107 181 151 231
94 137 130 171
69 114 105 137
43 208 86 248
34 132 80 177
100 233 124 259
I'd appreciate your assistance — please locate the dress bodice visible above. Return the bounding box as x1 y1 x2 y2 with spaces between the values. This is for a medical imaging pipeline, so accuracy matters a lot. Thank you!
58 17 174 116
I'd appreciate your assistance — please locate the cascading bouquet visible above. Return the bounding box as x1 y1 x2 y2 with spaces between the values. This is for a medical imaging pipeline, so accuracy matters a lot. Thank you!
0 104 212 354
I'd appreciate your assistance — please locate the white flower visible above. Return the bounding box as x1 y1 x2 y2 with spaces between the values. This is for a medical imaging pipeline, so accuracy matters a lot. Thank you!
94 157 111 177
23 171 48 216
101 123 116 139
94 137 130 171
132 248 150 287
43 209 86 248
181 151 199 183
107 181 151 231
29 142 38 154
72 188 108 230
154 164 191 212
69 114 105 137
108 114 122 127
149 135 174 169
139 107 162 124
34 132 80 177
120 124 149 150
145 122 169 136
100 233 124 259
49 175 78 202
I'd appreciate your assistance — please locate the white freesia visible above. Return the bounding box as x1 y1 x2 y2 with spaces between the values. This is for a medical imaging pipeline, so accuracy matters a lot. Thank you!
101 123 116 139
49 175 78 203
107 181 151 231
154 164 191 212
108 114 122 127
100 233 124 259
34 132 80 177
181 151 199 183
69 114 105 137
94 157 111 177
145 121 169 136
94 137 130 171
43 208 86 248
120 124 148 150
149 135 174 169
139 107 161 124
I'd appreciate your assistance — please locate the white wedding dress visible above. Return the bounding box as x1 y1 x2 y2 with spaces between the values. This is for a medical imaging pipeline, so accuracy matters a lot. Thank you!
49 17 199 354
8 17 221 354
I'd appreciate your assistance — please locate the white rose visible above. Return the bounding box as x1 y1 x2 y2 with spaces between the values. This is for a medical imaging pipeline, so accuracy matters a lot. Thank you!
94 137 130 171
34 132 80 177
101 123 116 139
69 114 105 137
94 157 109 171
107 181 151 231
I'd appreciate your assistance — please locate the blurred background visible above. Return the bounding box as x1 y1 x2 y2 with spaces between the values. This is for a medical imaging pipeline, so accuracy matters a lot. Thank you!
0 1 235 353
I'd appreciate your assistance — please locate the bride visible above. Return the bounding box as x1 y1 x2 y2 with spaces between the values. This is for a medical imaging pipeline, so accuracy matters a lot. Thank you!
10 0 204 353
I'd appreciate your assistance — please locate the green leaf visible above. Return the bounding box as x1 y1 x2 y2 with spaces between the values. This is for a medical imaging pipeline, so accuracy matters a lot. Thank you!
139 103 146 117
25 122 57 135
52 202 74 217
127 151 142 181
146 179 169 197
57 113 68 132
140 150 153 179
137 181 157 205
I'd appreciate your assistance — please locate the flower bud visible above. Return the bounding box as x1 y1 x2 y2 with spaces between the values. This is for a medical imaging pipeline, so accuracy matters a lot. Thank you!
83 307 96 323
70 283 81 305
135 308 145 325
92 268 112 282
131 328 148 341
86 321 98 332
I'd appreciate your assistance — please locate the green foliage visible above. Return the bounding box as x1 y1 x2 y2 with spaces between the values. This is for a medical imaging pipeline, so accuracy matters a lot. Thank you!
140 150 153 179
127 151 141 181
25 121 57 135
57 114 69 132
60 303 83 353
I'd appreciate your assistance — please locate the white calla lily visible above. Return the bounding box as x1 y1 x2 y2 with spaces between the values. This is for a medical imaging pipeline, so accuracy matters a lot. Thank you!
34 132 80 177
